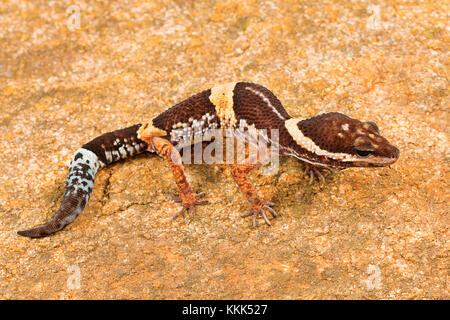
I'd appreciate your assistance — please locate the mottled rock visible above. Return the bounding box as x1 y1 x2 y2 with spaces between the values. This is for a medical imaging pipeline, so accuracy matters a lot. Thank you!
1 0 448 299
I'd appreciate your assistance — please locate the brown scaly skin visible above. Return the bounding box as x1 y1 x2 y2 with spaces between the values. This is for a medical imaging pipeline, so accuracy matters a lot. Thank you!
18 82 399 238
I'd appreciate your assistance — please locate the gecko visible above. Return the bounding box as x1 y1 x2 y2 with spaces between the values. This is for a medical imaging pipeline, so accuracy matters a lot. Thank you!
17 82 399 238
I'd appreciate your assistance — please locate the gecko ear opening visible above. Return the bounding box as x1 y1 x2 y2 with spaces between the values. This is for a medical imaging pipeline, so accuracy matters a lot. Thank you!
366 121 380 133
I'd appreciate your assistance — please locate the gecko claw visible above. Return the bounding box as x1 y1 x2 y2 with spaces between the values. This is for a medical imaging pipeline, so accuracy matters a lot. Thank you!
304 164 329 184
241 202 277 226
170 191 208 219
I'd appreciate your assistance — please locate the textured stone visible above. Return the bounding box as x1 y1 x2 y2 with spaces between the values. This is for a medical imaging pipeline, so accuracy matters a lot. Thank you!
0 0 448 299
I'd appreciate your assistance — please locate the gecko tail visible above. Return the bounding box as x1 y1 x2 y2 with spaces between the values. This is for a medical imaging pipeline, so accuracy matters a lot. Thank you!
17 124 148 238
17 190 92 238
17 148 101 238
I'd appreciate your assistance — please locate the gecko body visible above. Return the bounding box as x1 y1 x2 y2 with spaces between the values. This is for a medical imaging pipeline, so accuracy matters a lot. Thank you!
18 82 399 238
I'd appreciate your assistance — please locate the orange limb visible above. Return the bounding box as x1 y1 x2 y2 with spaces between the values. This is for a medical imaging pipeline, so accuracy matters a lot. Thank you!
146 136 207 218
230 148 277 226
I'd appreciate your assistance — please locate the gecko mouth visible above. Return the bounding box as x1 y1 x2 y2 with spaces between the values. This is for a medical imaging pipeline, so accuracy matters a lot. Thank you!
352 145 400 167
357 155 399 167
327 153 399 169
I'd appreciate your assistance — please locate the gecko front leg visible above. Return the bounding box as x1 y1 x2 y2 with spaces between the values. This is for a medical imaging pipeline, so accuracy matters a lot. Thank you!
230 148 277 226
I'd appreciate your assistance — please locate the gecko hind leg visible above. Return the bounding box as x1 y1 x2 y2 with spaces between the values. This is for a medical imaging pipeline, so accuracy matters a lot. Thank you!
139 131 208 219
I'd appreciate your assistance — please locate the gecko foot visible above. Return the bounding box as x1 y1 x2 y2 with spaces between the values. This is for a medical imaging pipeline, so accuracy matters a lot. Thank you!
169 191 208 219
303 163 331 184
241 202 277 226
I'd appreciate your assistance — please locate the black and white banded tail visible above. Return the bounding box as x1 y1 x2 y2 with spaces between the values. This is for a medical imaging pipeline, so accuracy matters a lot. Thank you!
17 124 148 238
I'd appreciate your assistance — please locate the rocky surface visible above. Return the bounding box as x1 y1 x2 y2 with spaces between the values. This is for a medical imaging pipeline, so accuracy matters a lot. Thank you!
0 0 448 299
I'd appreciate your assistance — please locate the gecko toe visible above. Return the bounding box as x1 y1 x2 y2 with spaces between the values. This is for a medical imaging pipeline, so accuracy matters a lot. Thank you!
304 164 329 184
241 202 277 226
169 190 182 203
173 206 188 219
171 191 208 220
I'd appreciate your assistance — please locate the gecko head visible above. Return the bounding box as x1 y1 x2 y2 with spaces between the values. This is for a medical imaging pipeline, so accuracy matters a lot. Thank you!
286 112 400 170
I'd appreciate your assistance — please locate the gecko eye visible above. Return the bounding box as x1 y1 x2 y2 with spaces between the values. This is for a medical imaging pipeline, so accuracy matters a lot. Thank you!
354 142 375 157
355 149 373 157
